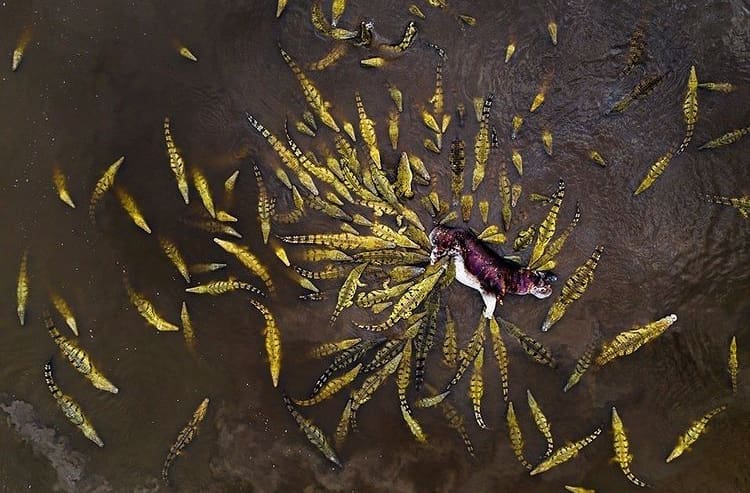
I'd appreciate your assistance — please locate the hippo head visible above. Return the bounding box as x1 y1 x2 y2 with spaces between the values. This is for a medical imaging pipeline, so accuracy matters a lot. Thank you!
512 269 557 299
528 270 557 299
429 225 462 264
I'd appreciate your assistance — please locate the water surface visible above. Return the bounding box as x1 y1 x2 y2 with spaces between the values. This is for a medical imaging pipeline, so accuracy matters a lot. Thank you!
1 0 749 491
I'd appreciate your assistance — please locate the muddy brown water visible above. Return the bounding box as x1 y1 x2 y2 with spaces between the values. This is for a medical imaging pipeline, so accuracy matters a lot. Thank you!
1 0 749 491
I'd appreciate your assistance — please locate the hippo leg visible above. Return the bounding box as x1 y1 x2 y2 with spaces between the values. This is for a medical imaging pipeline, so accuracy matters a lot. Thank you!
480 290 497 319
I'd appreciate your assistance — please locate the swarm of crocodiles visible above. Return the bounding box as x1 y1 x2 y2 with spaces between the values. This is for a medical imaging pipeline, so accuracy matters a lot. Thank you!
8 0 745 489
234 2 747 485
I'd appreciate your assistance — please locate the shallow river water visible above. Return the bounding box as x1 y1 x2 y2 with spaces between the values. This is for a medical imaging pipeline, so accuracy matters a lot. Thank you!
0 0 749 492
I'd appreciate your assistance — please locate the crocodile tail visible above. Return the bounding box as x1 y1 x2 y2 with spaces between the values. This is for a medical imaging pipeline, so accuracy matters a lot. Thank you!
44 311 64 343
43 359 62 399
623 466 649 488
